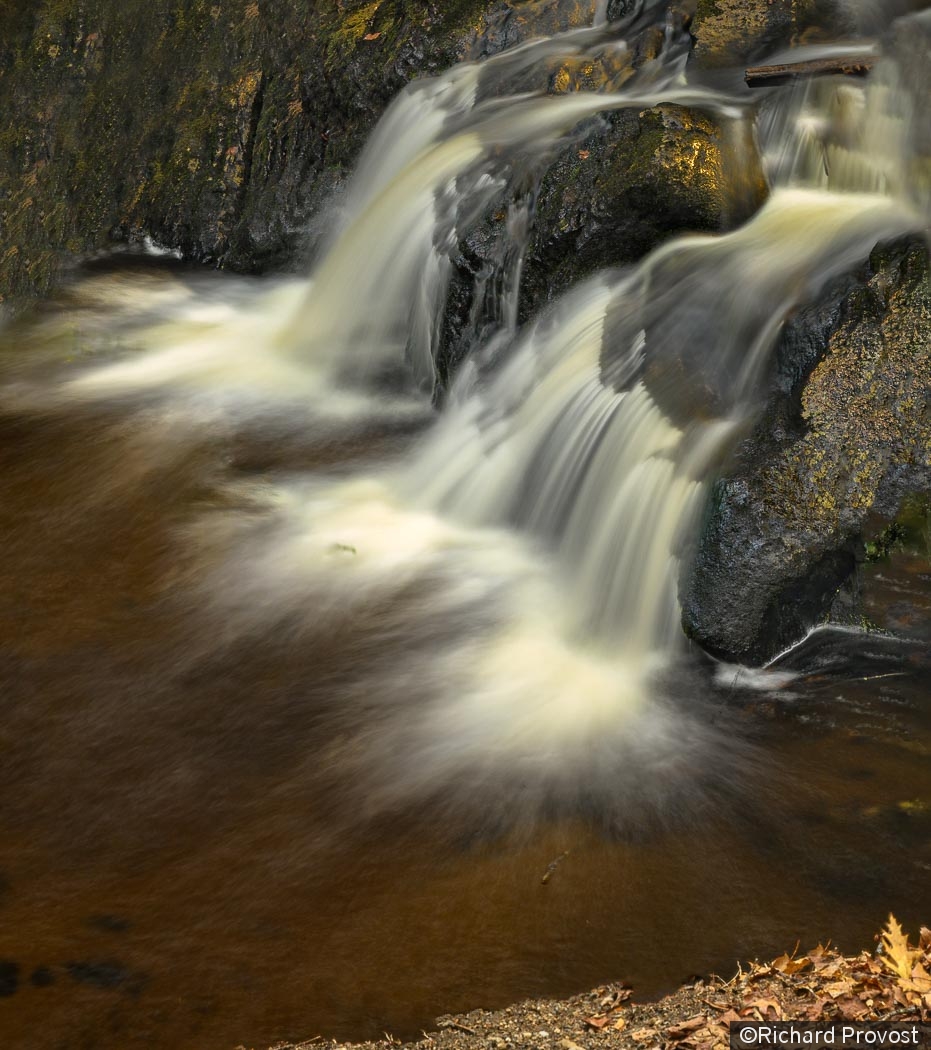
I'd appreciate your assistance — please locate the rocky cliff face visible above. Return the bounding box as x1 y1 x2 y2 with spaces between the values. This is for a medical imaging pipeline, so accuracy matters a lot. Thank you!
0 0 501 308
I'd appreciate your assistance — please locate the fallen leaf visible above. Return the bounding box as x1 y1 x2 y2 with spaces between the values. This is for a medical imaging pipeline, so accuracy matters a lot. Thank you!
824 980 856 999
668 1016 706 1039
836 996 869 1020
599 988 632 1008
881 914 919 981
583 1016 609 1030
773 953 812 975
910 961 931 988
363 31 381 40
716 1010 742 1027
631 1027 657 1042
806 999 831 1020
742 999 782 1020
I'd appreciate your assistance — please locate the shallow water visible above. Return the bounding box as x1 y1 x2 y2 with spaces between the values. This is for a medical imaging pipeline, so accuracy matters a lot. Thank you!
0 267 929 1050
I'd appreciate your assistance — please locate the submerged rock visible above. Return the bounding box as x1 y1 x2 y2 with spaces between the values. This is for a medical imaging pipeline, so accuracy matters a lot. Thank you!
681 237 931 663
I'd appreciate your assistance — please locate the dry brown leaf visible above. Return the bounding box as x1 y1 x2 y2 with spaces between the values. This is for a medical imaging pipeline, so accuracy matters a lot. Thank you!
631 1027 657 1043
742 999 782 1020
909 962 931 990
363 31 381 40
836 996 870 1020
773 953 812 975
667 1017 706 1040
920 927 931 952
818 960 844 979
881 914 920 981
806 999 831 1020
599 988 632 1008
583 1015 609 1030
824 980 855 999
716 1011 742 1028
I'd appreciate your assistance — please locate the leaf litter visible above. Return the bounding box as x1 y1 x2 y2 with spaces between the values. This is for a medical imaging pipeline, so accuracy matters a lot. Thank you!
268 917 931 1050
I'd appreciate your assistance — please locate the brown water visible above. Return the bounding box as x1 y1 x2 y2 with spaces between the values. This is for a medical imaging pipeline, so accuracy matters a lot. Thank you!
0 271 929 1050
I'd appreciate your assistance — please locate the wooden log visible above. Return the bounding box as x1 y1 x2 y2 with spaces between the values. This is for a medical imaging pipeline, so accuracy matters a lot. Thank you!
745 55 876 88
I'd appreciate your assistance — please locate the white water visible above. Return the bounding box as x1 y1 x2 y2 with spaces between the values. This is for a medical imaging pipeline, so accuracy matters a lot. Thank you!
8 3 928 818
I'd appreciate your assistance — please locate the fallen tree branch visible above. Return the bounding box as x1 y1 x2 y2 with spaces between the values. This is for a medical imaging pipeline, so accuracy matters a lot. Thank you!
745 55 876 87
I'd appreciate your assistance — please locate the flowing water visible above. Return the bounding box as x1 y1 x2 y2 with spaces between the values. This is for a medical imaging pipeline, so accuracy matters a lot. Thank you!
1 3 930 1049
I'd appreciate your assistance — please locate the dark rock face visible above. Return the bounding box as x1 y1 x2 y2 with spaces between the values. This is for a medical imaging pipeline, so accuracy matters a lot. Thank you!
0 0 504 308
1 0 765 329
0 961 19 997
681 238 931 663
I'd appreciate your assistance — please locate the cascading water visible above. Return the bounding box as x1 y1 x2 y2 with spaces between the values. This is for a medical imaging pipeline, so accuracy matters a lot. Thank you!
1 2 930 1047
8 0 925 818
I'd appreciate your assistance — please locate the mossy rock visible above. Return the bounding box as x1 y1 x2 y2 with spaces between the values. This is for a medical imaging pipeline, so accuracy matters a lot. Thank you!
681 237 931 662
0 0 501 312
690 0 850 68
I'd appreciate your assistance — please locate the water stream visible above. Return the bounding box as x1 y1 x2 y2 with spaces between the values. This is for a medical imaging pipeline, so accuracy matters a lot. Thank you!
0 2 929 1048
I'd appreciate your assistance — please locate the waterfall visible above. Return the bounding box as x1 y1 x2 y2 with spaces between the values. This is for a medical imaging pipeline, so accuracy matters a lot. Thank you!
66 11 738 404
8 2 927 818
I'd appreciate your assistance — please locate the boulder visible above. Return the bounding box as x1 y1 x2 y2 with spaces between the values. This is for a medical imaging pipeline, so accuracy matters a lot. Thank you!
689 0 852 68
681 237 931 663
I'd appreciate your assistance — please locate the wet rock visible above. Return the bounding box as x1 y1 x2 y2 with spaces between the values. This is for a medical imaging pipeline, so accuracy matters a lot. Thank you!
523 102 766 307
442 6 766 375
0 0 509 310
468 0 599 58
66 959 145 994
689 0 850 69
30 965 55 988
0 960 19 997
681 237 931 663
88 913 131 933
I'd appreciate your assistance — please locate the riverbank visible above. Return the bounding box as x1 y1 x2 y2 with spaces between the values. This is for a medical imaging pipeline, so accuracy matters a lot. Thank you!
269 919 930 1050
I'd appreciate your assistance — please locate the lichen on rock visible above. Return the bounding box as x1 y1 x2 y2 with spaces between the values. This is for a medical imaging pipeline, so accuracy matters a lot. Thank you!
690 0 850 68
681 237 931 663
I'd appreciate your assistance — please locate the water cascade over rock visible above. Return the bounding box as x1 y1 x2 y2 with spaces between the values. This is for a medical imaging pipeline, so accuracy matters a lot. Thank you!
0 3 930 1048
5 1 920 820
